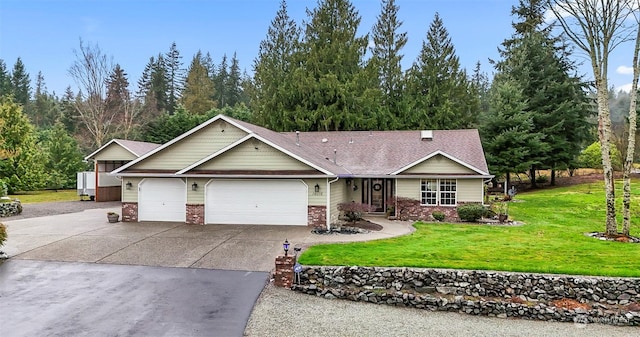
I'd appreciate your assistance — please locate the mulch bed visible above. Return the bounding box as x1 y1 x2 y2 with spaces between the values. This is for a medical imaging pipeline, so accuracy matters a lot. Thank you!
346 219 383 231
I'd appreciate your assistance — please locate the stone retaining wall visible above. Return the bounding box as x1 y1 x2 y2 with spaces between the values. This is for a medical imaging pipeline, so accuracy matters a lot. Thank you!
290 266 640 326
0 200 22 217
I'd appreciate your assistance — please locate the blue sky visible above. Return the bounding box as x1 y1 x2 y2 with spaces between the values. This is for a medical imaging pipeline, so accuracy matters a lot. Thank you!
0 0 635 96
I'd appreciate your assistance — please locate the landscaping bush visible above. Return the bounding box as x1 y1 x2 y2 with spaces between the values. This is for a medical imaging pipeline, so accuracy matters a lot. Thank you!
0 223 7 248
457 204 486 222
535 175 549 184
338 202 373 223
431 211 445 221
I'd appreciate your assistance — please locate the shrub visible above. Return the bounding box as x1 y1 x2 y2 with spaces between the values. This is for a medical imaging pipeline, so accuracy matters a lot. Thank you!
0 223 7 248
535 175 549 184
337 202 373 223
431 211 445 221
457 204 487 222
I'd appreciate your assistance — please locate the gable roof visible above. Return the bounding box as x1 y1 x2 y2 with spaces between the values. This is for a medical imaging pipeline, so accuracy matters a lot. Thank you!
280 129 490 176
85 139 161 160
108 114 490 177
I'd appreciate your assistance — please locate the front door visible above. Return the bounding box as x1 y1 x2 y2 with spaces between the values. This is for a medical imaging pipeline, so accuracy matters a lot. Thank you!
362 178 394 213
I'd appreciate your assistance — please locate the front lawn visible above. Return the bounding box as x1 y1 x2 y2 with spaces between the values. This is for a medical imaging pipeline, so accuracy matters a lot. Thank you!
298 180 640 277
8 189 79 203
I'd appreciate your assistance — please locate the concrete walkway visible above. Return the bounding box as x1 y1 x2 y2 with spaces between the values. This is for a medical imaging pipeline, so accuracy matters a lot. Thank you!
2 207 414 271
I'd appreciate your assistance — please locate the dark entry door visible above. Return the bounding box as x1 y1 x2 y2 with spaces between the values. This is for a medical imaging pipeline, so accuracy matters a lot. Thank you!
363 178 394 213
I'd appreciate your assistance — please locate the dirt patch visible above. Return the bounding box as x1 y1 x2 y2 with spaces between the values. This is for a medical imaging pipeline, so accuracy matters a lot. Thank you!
552 298 592 311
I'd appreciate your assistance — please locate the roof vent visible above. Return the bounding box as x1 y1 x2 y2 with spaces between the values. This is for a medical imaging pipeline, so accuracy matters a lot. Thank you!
421 130 433 141
296 131 300 146
349 137 354 144
321 138 328 143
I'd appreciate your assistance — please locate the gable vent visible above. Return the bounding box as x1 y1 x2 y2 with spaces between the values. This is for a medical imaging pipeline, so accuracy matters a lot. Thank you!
421 130 433 141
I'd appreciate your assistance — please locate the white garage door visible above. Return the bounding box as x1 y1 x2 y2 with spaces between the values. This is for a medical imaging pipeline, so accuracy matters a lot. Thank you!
138 178 186 222
206 180 308 225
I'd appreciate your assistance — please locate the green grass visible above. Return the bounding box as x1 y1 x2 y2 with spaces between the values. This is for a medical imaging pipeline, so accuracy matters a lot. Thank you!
299 180 640 277
8 189 79 204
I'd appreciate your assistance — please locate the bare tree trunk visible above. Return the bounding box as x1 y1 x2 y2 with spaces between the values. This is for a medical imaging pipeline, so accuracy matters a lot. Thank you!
622 22 640 236
549 0 633 236
597 84 618 236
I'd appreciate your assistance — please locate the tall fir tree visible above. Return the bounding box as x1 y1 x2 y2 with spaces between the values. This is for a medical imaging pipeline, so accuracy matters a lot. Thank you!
59 86 78 134
106 64 138 139
214 54 229 108
495 0 591 186
0 59 12 97
405 13 478 130
290 0 370 131
481 80 545 188
11 57 31 107
226 52 243 107
182 51 217 114
369 0 408 129
30 71 60 129
252 0 300 129
165 42 184 114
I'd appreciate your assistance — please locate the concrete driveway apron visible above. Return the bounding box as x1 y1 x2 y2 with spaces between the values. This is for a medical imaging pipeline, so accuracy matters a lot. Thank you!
2 207 414 271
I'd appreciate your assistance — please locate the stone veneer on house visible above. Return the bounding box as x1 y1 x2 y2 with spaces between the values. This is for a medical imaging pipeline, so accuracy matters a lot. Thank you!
287 266 640 326
395 198 472 221
186 204 204 225
121 202 138 222
308 205 326 227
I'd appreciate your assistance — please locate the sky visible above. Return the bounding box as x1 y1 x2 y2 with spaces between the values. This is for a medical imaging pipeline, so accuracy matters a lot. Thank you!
0 0 636 97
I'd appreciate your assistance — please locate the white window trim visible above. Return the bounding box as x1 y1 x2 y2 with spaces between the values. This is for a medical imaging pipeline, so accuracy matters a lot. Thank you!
420 178 457 207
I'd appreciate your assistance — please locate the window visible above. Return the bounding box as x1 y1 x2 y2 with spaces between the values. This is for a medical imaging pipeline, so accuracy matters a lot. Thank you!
439 179 457 205
421 179 437 205
421 179 457 206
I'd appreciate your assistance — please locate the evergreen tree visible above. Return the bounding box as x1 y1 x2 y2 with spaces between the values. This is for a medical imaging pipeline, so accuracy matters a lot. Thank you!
30 71 60 129
0 96 46 192
480 80 546 188
405 13 478 130
495 0 591 186
289 0 370 131
40 122 85 189
471 61 491 118
182 51 217 114
106 64 138 138
138 55 169 116
227 52 243 107
0 60 11 97
214 54 229 107
165 42 184 114
252 0 300 129
11 57 31 107
369 0 408 129
59 86 78 134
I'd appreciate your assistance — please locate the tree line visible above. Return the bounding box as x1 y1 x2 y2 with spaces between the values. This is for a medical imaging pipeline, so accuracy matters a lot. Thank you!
0 0 633 207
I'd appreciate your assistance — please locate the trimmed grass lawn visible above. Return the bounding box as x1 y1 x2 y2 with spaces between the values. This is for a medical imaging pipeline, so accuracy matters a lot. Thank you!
298 180 640 277
8 189 79 203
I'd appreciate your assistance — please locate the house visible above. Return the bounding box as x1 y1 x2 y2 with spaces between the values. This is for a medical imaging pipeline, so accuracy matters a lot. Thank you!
100 114 491 228
84 139 161 201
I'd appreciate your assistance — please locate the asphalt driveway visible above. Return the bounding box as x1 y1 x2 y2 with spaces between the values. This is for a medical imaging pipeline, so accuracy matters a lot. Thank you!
0 259 268 337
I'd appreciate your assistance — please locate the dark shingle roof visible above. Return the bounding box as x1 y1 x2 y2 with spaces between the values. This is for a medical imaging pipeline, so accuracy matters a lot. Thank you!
228 116 489 176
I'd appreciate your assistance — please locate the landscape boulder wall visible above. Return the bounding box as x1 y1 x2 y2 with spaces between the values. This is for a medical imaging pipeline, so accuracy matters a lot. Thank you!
291 266 640 326
0 200 22 217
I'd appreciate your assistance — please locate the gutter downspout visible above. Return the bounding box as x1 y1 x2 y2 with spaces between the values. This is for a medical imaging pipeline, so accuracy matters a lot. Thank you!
326 177 340 230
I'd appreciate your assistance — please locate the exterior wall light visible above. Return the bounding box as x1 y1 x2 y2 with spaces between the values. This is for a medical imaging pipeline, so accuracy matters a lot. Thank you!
314 184 320 193
283 239 290 256
192 182 198 191
125 181 132 190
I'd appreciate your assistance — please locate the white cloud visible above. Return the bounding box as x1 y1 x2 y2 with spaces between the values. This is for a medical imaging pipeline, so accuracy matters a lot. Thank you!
617 83 633 93
617 65 634 75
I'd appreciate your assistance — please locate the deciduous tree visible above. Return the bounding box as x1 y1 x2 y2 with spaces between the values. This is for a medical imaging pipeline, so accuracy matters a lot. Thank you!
549 0 634 235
